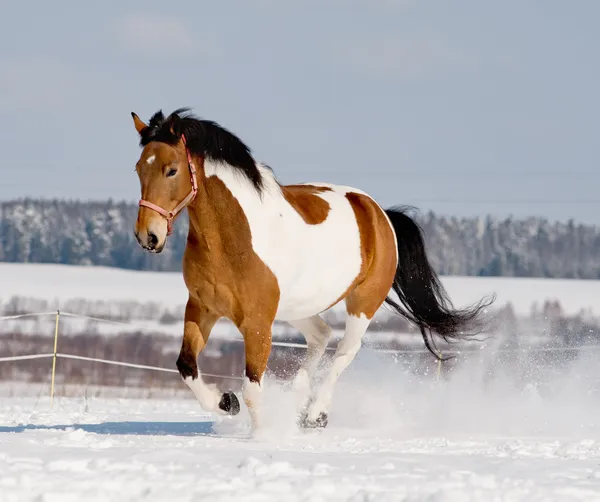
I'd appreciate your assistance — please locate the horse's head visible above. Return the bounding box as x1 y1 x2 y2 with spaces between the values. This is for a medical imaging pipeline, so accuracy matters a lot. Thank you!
131 111 199 253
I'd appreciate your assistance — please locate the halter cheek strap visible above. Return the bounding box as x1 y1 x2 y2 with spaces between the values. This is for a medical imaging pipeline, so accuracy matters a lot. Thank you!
138 133 198 236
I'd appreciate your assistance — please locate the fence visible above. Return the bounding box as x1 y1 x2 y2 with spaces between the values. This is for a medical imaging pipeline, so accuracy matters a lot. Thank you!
0 310 246 406
2 310 598 407
0 310 456 405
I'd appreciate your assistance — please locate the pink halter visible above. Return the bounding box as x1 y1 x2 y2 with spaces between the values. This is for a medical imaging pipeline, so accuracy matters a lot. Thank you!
138 133 198 236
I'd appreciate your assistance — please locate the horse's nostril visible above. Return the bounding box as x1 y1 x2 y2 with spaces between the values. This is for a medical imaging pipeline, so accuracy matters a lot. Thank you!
147 232 159 248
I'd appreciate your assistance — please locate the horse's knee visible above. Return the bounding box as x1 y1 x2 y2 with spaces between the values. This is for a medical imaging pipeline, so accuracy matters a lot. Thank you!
176 350 197 379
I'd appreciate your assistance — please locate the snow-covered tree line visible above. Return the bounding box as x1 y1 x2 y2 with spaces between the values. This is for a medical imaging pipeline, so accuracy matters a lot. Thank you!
1 199 599 278
0 199 187 272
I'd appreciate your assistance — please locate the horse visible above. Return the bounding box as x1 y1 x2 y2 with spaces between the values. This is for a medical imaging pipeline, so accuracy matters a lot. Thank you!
131 108 493 432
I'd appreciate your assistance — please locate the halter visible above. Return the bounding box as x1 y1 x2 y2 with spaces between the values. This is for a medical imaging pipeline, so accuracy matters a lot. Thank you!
138 133 198 236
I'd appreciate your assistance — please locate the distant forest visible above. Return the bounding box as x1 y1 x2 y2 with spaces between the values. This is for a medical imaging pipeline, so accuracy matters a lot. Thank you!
1 198 599 279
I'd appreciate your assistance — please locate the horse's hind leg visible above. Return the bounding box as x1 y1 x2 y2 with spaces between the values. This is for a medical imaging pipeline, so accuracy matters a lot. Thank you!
301 308 371 428
301 251 395 428
300 193 397 428
288 315 332 413
302 278 395 428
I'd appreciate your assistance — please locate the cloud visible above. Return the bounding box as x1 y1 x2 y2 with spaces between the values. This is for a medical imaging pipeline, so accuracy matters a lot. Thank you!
115 15 200 58
333 32 474 80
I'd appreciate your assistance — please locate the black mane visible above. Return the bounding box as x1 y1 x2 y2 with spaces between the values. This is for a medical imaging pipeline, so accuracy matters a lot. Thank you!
138 108 264 192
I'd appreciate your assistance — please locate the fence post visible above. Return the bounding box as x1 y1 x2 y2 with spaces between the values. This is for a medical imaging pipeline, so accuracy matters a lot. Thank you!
50 310 60 409
436 352 443 382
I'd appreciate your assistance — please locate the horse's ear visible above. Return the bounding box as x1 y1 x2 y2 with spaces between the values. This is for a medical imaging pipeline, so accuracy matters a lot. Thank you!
164 112 182 139
131 112 147 135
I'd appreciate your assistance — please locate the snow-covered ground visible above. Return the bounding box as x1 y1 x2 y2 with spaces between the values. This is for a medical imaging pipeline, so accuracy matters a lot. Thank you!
3 347 600 501
3 263 600 499
1 262 600 347
0 263 188 310
2 262 600 317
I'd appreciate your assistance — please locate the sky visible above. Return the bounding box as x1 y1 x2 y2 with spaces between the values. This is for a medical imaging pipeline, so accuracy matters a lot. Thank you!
0 0 598 223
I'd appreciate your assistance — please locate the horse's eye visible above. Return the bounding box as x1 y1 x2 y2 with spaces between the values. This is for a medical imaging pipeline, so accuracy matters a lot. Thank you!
166 168 178 177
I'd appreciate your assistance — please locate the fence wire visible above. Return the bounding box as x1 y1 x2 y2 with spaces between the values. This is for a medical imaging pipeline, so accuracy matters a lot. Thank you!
0 310 597 386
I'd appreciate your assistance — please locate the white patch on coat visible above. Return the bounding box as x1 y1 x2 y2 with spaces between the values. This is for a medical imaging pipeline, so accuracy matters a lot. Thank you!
204 160 374 321
183 375 224 414
306 313 371 421
243 376 264 431
146 154 156 165
306 181 398 264
289 315 332 411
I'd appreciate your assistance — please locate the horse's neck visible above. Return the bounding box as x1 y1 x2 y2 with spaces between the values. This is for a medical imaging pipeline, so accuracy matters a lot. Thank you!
186 160 278 247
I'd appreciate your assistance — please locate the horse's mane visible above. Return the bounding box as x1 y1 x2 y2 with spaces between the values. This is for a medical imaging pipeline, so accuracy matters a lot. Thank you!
139 108 264 192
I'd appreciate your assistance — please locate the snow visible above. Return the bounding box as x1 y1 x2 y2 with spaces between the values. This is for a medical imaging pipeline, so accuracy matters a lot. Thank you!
3 263 600 499
2 348 600 501
3 262 600 319
440 275 600 317
0 263 188 310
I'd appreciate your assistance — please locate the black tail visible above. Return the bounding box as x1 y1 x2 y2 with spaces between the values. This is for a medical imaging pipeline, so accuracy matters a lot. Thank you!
384 206 494 360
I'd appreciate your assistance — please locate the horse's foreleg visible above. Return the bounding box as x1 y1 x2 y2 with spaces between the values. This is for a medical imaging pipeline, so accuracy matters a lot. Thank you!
239 320 273 433
287 315 332 414
176 297 240 416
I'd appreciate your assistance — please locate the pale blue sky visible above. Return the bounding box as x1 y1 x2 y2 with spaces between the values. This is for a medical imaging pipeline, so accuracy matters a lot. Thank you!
1 0 598 222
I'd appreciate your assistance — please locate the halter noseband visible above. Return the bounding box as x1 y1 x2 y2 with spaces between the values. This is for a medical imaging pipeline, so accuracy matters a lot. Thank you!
138 133 198 236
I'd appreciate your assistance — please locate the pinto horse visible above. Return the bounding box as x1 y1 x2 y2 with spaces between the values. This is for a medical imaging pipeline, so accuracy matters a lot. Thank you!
131 108 492 432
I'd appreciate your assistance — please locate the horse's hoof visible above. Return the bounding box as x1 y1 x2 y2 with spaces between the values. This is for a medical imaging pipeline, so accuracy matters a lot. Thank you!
299 411 328 429
218 391 240 416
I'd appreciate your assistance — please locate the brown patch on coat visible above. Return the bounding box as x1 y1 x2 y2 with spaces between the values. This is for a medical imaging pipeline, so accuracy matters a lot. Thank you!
241 319 272 383
182 173 279 383
281 185 332 225
324 192 397 319
176 299 219 379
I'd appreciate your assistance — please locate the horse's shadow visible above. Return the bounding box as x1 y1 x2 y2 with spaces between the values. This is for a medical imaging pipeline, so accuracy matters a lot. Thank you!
0 420 216 437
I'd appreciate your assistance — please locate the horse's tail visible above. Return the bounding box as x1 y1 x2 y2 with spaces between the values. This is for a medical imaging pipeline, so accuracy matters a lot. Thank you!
383 205 494 360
